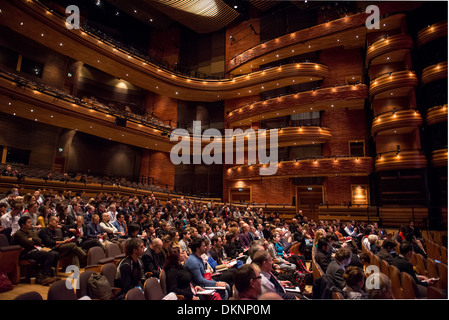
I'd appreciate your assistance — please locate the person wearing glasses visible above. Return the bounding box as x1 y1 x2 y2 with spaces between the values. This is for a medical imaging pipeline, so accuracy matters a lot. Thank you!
233 264 262 300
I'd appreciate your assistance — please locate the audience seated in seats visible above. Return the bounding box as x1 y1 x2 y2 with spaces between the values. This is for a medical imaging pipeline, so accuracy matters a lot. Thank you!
342 266 366 299
115 237 145 300
368 234 379 254
184 237 228 300
164 246 219 300
233 264 262 300
393 241 436 298
38 216 87 269
326 247 353 290
252 250 300 300
68 215 104 251
405 232 427 259
11 216 58 286
141 238 165 278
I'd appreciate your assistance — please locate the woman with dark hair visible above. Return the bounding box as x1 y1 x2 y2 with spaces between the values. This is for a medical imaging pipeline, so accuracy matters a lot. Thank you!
342 266 366 299
164 247 214 300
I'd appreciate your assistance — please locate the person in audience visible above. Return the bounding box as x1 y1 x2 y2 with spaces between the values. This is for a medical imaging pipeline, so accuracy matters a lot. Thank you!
376 238 398 266
252 250 300 300
393 241 436 298
112 212 128 238
184 237 228 299
326 246 353 290
141 237 164 278
267 232 296 272
107 204 118 224
12 216 58 286
22 201 40 230
68 215 104 251
233 264 262 300
342 266 366 299
179 229 191 254
115 237 145 300
99 212 121 241
0 200 22 238
314 237 332 273
38 216 87 268
164 246 216 300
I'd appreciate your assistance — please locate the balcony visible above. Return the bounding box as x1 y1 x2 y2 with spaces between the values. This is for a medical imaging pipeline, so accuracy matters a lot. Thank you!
375 150 427 171
366 34 413 65
417 21 448 47
369 70 418 97
431 149 448 168
225 156 373 181
421 62 448 86
426 104 448 126
226 84 368 127
371 109 423 136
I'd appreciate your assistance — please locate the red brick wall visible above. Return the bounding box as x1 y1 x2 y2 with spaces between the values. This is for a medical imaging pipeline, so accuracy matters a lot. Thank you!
321 109 370 156
319 47 364 87
148 26 181 66
144 92 177 124
140 149 175 188
224 178 294 205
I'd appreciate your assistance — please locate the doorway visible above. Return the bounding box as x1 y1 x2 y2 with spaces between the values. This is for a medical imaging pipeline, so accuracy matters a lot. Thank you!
296 185 323 221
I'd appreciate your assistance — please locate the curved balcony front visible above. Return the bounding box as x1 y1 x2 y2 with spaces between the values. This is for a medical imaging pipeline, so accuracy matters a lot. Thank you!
421 62 448 86
375 150 427 171
431 149 448 168
225 156 374 181
417 21 448 47
426 104 448 126
227 84 368 127
369 71 418 97
366 34 413 65
371 110 423 136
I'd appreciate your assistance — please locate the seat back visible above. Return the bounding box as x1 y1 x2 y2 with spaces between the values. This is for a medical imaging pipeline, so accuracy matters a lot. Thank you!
415 253 427 276
47 280 77 300
106 243 121 259
312 259 324 280
87 246 106 266
14 291 43 300
76 270 95 299
100 262 117 288
438 262 447 291
144 277 164 300
389 265 403 299
0 234 9 246
400 272 418 299
426 285 447 299
159 269 167 295
332 291 344 300
380 259 390 277
441 246 447 264
371 254 381 269
426 258 439 279
125 287 145 300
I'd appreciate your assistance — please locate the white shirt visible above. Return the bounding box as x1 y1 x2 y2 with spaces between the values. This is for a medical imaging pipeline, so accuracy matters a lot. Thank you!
0 212 20 235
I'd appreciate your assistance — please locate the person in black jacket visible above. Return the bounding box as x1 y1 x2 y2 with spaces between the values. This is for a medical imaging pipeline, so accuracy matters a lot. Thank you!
315 237 332 273
141 237 165 277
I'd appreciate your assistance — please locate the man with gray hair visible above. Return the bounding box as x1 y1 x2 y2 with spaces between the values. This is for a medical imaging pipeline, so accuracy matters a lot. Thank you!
141 237 164 277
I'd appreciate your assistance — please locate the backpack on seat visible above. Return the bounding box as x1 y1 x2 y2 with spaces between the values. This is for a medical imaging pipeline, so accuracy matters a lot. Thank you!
87 273 113 300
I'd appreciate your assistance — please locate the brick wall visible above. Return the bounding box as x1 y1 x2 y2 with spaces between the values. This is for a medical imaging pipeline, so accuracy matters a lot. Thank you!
324 175 370 205
319 47 364 87
140 149 175 188
144 92 177 124
322 108 370 156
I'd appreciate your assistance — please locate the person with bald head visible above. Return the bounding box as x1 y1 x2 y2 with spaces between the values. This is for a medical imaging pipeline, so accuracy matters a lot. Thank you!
141 237 165 277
